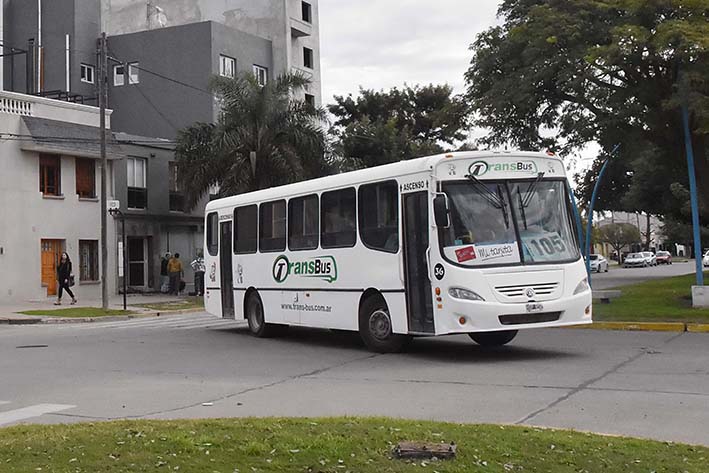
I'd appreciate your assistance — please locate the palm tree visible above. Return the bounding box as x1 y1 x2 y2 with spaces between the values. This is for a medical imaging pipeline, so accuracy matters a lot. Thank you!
175 72 329 209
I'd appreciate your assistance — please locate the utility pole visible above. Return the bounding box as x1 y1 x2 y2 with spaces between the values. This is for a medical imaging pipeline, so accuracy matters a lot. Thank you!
98 32 109 310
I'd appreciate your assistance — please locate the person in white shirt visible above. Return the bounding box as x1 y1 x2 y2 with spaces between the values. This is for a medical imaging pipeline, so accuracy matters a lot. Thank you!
191 250 206 296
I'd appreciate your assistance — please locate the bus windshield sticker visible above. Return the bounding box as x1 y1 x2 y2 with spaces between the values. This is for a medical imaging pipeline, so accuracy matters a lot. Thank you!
444 242 519 266
273 255 338 284
521 231 574 262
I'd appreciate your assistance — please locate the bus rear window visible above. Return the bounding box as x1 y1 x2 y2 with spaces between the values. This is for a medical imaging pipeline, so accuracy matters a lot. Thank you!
206 212 219 256
259 200 286 252
234 205 257 254
321 188 356 248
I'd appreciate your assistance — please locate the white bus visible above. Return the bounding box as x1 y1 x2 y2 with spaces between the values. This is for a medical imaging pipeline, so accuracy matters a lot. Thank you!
204 151 592 352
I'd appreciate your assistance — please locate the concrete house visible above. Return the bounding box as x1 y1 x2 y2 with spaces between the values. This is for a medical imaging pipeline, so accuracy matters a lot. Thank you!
0 91 118 302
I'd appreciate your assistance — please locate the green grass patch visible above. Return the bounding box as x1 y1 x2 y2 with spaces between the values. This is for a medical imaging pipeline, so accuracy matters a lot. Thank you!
0 418 706 472
18 307 134 318
594 272 709 323
136 297 204 312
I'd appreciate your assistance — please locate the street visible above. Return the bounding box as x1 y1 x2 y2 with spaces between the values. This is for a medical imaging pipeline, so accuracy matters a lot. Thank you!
1 313 708 446
590 260 697 289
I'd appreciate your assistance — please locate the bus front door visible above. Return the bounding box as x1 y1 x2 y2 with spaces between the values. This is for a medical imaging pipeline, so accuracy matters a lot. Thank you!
220 221 235 319
403 191 434 333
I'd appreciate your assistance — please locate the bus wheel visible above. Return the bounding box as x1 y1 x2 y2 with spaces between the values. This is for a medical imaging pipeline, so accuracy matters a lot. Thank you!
246 292 274 338
468 330 518 347
359 296 410 353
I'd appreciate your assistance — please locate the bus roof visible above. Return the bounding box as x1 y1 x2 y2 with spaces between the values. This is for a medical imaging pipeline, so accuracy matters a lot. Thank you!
205 150 563 211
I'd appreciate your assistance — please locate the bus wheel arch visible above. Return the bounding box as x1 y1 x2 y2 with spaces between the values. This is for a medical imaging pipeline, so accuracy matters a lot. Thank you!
358 290 410 353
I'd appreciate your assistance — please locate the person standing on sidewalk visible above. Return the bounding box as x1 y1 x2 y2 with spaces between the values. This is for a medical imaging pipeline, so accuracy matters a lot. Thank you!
190 251 206 296
160 252 171 293
55 252 77 305
167 253 184 295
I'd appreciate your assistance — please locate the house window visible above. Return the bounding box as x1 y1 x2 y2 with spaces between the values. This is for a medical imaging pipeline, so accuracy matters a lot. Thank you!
114 64 125 86
253 65 268 86
75 158 96 198
128 62 139 84
79 240 99 282
80 64 94 84
303 47 314 69
220 55 236 78
168 161 184 212
127 157 147 209
302 1 312 23
305 93 315 107
39 154 61 196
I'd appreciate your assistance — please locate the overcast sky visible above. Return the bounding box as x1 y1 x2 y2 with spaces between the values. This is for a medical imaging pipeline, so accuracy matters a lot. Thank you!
319 0 502 104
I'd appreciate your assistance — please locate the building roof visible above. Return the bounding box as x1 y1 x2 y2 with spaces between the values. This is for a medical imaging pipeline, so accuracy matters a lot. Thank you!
21 117 124 159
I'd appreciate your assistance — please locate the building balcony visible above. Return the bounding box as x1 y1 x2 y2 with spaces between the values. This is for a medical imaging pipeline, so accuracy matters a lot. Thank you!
291 17 312 38
0 90 111 128
291 66 314 80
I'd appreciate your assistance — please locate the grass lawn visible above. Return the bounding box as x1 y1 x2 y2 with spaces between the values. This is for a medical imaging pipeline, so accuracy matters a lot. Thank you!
18 307 134 318
0 418 707 472
594 272 709 323
136 297 204 312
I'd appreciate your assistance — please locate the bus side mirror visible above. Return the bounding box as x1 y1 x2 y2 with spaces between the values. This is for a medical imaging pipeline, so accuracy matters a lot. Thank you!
433 194 449 228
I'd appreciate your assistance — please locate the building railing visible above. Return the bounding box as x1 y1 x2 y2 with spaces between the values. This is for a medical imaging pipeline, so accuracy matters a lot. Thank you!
0 96 33 116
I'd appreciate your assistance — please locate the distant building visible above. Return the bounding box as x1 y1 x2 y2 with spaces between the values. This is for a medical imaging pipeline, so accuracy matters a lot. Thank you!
593 211 678 258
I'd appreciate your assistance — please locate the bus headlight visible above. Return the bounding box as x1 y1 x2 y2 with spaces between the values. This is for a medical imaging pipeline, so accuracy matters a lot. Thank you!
448 287 485 301
573 278 590 295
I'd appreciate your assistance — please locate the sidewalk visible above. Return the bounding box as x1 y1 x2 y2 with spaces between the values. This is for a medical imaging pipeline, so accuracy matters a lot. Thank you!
0 293 198 324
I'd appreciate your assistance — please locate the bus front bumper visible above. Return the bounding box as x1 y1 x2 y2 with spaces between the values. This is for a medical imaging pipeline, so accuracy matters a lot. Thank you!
436 291 593 334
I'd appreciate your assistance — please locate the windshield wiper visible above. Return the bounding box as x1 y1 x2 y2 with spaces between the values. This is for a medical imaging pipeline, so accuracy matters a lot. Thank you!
520 172 546 208
464 174 510 228
517 186 528 230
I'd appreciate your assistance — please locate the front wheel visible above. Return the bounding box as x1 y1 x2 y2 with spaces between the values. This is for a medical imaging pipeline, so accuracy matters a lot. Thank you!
359 296 410 353
468 330 518 347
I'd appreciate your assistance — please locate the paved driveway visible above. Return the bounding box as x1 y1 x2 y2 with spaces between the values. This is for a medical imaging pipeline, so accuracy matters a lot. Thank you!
1 313 708 445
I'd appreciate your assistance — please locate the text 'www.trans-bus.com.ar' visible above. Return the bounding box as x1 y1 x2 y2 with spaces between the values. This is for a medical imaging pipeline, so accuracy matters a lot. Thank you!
281 303 333 313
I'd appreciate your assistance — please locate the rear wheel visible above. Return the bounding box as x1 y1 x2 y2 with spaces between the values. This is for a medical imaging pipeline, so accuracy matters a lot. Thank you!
468 330 518 347
359 296 410 353
246 291 277 338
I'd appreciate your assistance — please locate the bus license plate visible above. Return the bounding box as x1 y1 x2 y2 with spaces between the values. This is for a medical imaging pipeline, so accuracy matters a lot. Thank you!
526 303 544 313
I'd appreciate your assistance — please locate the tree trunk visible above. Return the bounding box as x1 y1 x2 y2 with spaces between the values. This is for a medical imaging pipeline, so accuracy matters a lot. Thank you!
645 213 652 250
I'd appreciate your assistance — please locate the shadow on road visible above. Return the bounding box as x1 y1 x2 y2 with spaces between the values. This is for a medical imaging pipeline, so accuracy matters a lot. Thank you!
213 326 582 363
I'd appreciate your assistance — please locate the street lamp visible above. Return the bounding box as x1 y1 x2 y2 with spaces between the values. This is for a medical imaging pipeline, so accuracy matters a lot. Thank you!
108 208 127 310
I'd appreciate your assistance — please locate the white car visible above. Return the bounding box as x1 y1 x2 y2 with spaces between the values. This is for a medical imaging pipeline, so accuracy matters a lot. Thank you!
703 250 709 267
642 251 657 266
589 254 609 273
624 252 647 268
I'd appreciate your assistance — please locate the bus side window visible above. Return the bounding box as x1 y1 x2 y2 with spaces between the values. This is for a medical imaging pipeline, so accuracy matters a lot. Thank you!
321 188 356 248
259 200 286 252
359 180 398 253
289 194 319 251
234 205 258 254
206 212 219 256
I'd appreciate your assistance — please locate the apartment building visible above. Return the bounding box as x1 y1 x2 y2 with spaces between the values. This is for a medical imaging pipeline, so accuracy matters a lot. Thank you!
0 91 118 302
1 0 321 296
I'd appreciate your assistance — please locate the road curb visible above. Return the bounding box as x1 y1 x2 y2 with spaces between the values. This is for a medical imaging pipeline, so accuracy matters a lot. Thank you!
563 322 689 332
0 308 205 325
686 323 709 333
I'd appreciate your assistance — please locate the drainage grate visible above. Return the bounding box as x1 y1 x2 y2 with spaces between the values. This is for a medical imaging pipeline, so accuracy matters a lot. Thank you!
498 312 561 325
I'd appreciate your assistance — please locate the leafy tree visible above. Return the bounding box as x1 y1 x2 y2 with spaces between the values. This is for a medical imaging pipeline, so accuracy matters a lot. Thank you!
465 0 709 219
175 73 328 208
598 222 641 262
328 84 469 170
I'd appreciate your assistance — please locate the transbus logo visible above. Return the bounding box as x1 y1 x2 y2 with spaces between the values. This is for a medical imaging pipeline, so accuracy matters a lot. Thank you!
272 255 338 284
468 160 538 176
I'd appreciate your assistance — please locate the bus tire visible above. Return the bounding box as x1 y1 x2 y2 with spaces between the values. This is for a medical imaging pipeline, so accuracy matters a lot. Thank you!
245 291 276 338
358 296 410 353
468 330 518 347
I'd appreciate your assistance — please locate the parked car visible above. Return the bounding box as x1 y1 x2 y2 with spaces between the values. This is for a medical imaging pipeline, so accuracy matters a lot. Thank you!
589 254 609 272
642 251 657 266
655 251 672 265
624 252 648 268
703 250 709 267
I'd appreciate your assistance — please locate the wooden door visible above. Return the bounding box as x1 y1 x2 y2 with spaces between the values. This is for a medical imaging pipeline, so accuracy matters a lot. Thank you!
41 240 61 296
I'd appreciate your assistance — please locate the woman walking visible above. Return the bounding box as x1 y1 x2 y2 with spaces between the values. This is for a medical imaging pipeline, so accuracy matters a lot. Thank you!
55 252 77 305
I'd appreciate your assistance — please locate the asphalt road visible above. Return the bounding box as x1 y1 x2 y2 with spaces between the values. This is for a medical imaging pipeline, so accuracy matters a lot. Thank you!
590 260 698 289
1 313 708 446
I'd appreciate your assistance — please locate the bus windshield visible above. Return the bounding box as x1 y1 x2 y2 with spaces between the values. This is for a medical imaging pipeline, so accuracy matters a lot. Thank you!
439 179 579 267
